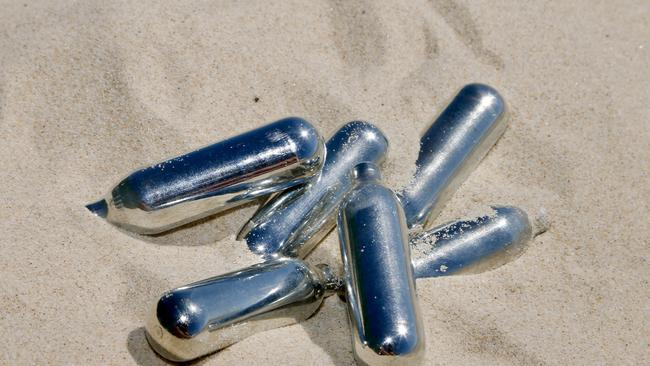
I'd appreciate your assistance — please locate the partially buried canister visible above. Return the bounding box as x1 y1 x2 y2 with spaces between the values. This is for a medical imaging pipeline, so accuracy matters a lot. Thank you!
398 83 507 229
338 162 424 366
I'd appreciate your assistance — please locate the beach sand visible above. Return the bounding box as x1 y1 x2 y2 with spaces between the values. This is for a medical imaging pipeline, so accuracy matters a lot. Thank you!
1 1 648 364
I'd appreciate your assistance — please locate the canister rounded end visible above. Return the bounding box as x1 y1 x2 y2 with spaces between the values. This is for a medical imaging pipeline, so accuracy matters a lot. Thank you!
460 83 506 116
156 291 210 339
280 117 324 162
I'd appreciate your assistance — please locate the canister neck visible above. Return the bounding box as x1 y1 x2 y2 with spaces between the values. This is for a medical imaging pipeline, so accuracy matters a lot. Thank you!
352 162 382 182
314 264 344 295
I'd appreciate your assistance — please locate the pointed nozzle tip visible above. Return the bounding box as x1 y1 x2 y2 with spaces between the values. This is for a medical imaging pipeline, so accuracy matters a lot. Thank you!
86 199 108 218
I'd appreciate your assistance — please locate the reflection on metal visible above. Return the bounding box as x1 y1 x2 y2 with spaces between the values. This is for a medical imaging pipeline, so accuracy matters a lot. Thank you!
240 121 388 258
145 258 339 362
399 84 507 228
338 163 424 365
86 117 324 234
410 206 547 278
146 205 546 361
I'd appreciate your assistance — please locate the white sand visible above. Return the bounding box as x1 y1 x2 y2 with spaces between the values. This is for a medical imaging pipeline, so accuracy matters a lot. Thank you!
1 1 648 364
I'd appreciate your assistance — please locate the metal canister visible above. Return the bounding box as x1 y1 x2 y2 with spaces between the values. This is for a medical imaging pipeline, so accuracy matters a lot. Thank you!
145 258 340 362
411 206 548 278
398 84 508 228
86 117 324 234
338 162 424 366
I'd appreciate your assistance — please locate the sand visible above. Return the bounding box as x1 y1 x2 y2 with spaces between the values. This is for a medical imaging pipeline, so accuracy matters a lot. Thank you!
1 1 648 365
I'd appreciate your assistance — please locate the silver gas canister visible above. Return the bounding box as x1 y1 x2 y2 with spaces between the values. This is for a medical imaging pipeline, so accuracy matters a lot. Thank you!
411 205 548 278
398 84 508 228
86 117 324 234
338 162 424 366
145 258 340 362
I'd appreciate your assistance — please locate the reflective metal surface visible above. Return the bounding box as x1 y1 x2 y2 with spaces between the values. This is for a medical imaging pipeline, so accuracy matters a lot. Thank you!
410 206 547 278
338 163 424 366
86 117 324 234
398 84 508 229
239 121 389 258
145 258 339 362
144 205 545 361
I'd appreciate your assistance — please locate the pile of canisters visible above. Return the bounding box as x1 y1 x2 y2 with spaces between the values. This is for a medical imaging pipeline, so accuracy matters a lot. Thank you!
86 84 546 365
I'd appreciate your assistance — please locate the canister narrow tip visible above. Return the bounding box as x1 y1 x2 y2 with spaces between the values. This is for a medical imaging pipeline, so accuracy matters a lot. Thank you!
85 199 108 218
